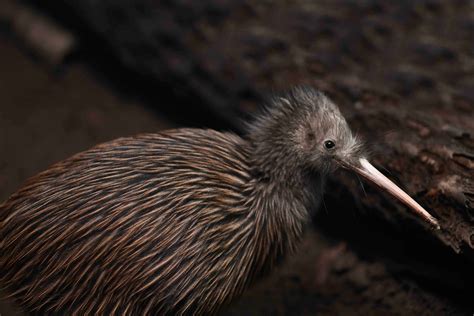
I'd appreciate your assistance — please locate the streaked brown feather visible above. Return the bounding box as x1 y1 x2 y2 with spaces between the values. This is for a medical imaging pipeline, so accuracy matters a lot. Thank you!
0 87 362 315
1 128 311 315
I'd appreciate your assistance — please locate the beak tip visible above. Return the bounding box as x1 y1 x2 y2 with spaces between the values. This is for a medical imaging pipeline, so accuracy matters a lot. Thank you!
355 158 441 231
427 216 441 230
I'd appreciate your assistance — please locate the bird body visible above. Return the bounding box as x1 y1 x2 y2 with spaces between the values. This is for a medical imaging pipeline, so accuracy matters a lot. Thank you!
0 129 317 314
0 87 439 314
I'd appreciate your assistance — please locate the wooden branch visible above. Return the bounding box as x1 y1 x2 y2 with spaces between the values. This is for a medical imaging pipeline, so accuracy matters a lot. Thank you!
35 0 473 293
38 0 472 248
1 1 76 65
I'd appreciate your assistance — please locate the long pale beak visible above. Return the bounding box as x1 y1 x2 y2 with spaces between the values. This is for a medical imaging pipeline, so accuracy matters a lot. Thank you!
341 158 440 230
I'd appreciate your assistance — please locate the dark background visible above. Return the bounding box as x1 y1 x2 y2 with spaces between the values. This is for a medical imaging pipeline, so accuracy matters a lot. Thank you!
1 0 473 315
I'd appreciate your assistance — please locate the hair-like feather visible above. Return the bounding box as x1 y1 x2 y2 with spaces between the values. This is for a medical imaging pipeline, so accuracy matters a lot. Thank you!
0 87 360 314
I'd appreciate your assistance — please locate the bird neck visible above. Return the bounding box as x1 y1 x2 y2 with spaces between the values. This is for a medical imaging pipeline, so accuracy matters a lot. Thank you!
247 166 322 275
240 136 326 277
247 145 301 189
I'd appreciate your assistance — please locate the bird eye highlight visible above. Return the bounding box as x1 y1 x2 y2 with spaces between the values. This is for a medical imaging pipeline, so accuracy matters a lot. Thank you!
324 140 335 150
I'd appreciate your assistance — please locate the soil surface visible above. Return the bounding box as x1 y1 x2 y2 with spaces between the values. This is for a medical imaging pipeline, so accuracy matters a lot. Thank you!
0 33 173 315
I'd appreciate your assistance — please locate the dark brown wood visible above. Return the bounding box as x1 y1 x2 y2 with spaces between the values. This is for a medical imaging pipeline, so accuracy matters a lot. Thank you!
25 0 474 313
37 0 473 251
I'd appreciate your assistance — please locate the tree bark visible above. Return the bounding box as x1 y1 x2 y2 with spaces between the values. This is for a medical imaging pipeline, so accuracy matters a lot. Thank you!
33 0 474 313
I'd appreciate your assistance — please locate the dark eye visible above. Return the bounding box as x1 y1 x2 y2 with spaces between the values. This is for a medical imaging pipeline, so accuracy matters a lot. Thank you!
324 140 335 150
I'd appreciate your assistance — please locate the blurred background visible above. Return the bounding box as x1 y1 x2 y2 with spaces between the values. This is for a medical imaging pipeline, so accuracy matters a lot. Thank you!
0 0 473 315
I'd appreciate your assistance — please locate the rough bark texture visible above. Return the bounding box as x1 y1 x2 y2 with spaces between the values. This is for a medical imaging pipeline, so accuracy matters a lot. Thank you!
15 0 474 313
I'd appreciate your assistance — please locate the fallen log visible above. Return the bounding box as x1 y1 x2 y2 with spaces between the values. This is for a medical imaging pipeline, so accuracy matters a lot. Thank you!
27 0 474 312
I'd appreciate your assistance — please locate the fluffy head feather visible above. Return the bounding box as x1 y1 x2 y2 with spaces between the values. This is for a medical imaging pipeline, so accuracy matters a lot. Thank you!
248 86 364 176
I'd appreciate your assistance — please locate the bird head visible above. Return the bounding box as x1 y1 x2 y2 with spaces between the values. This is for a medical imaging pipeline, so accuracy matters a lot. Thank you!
249 86 440 229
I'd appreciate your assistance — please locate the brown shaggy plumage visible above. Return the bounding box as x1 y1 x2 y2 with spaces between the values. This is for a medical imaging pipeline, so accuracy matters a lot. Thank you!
1 87 357 314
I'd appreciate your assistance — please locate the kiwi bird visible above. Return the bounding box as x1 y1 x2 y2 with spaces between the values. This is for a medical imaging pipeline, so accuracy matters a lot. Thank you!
0 87 439 315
